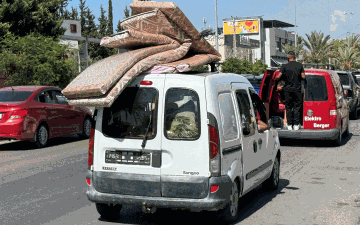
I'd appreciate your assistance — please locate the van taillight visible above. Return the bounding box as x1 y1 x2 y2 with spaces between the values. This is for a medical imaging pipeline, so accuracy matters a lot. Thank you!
88 124 95 167
209 125 219 159
209 124 220 176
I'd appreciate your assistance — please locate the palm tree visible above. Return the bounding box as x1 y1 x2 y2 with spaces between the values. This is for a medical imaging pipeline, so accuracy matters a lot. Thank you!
301 31 332 64
335 34 360 70
282 36 304 58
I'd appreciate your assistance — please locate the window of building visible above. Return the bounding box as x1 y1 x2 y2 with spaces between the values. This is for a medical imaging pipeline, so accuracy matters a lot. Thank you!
70 24 77 33
276 41 282 52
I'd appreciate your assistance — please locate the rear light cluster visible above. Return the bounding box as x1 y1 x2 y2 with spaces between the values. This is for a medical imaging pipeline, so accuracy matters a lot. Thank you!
88 125 95 167
209 125 220 175
9 109 28 120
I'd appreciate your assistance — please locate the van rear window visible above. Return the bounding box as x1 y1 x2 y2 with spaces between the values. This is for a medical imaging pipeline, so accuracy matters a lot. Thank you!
338 73 349 85
304 75 328 101
164 88 200 140
102 87 158 139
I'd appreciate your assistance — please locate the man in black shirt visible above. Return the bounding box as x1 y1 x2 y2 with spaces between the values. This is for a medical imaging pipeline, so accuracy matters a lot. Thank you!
275 51 305 130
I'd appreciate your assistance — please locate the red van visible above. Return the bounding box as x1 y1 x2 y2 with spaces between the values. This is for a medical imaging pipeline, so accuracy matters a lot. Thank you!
259 69 350 145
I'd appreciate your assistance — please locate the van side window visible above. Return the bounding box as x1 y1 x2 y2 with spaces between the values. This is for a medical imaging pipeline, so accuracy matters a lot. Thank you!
164 88 200 140
235 90 255 136
218 93 238 141
304 75 328 101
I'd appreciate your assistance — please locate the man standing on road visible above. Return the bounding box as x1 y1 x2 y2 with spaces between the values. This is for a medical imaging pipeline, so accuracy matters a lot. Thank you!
275 51 305 130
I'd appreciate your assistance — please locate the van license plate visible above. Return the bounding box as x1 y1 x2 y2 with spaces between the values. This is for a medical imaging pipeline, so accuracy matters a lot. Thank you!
105 150 150 166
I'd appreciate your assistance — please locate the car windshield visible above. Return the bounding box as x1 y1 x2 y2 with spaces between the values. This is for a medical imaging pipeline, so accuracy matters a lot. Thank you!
0 91 33 102
338 73 349 85
102 87 158 139
304 75 328 101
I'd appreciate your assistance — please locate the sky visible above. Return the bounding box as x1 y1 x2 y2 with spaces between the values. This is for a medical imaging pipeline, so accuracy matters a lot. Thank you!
66 0 360 41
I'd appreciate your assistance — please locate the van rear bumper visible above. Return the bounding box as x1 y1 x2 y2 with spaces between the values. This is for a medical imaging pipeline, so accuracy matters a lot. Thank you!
86 172 232 211
278 128 339 140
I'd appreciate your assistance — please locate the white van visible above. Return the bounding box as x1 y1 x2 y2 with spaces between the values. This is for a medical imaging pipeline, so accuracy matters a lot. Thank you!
86 72 281 223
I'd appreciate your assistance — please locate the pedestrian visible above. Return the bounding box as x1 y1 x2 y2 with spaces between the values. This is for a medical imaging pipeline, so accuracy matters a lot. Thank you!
274 51 305 130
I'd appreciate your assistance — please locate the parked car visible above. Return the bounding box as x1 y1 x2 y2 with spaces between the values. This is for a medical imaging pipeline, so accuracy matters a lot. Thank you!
336 71 360 119
259 69 350 145
245 74 263 94
0 86 93 148
85 72 281 223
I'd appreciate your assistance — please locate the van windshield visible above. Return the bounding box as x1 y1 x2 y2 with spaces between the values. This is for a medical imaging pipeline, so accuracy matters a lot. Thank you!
304 75 328 101
338 73 349 85
102 87 158 139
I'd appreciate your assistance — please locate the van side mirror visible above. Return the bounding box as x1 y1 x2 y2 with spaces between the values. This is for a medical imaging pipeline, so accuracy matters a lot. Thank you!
242 122 251 135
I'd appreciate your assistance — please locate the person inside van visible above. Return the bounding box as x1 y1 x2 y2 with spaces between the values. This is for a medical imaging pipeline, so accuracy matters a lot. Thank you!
272 80 287 125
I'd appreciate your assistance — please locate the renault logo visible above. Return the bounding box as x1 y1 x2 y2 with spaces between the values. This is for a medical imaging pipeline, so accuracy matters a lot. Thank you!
307 110 313 116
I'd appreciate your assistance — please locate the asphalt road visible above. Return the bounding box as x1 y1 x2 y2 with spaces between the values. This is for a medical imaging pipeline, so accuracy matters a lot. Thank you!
1 119 360 225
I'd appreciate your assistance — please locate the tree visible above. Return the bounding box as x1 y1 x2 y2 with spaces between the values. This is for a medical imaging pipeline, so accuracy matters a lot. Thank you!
282 36 304 58
98 5 108 37
301 31 332 63
0 33 79 88
116 20 123 33
108 0 114 36
335 34 360 70
70 6 79 20
221 57 252 74
251 60 268 76
124 6 130 18
0 0 67 39
79 0 88 36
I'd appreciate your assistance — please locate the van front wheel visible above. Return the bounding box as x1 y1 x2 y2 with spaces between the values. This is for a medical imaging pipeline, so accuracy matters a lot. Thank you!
219 180 240 223
95 203 122 222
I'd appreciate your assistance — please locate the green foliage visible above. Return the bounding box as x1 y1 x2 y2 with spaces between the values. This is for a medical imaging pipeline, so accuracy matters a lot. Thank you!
98 5 108 37
282 36 304 58
124 6 130 18
251 60 268 76
0 33 80 88
301 31 332 64
190 65 209 72
221 57 252 74
108 0 113 36
116 20 123 33
0 0 66 39
70 6 79 20
79 0 88 36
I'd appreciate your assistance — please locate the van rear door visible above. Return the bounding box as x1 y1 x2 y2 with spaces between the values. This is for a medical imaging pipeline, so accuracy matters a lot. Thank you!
303 74 331 130
160 74 209 199
93 74 164 197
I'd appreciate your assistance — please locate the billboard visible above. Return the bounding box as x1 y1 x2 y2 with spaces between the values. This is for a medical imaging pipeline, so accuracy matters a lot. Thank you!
223 19 259 35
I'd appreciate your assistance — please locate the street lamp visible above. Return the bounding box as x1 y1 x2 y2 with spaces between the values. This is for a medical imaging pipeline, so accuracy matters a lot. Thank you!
214 0 219 51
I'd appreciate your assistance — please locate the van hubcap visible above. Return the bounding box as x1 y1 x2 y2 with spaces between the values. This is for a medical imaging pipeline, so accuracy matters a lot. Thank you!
230 182 239 217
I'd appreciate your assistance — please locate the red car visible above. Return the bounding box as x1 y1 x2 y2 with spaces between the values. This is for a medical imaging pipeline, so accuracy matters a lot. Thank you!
0 86 93 148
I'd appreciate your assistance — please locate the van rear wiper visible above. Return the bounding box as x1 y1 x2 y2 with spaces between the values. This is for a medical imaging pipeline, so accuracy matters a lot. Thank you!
141 102 153 149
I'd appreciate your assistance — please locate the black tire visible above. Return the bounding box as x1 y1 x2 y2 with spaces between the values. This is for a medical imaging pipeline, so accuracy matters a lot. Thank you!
263 156 280 191
219 179 240 223
95 203 122 222
334 126 342 146
81 117 92 138
35 124 48 148
343 117 350 137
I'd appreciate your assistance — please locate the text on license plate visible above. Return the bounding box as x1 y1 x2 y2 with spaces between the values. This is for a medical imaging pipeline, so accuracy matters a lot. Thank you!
105 150 150 166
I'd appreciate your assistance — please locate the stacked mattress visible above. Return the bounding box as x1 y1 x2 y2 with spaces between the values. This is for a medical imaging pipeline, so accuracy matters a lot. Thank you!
62 1 221 107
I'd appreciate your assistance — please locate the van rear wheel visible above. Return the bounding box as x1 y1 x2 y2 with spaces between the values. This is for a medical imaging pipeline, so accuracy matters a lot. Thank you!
263 156 280 191
334 127 342 146
95 203 122 222
219 180 240 223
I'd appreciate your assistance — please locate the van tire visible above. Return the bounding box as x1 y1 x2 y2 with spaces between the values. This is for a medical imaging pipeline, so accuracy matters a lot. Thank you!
343 118 350 137
334 127 342 146
95 203 122 222
263 156 280 191
219 180 240 223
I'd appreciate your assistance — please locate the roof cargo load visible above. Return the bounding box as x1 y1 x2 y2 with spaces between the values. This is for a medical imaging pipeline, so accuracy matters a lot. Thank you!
62 1 221 107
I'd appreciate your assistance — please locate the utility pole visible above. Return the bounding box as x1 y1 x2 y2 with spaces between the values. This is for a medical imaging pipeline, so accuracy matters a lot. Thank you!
215 0 219 51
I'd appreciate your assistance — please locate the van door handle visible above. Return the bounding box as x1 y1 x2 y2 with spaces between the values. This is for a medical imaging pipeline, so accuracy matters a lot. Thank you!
258 138 263 145
253 141 257 153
